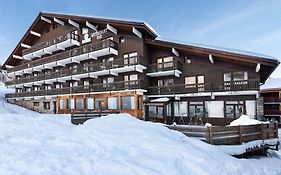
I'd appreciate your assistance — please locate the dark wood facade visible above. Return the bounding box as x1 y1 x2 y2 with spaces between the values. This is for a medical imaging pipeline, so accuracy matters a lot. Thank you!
3 12 279 125
261 89 281 125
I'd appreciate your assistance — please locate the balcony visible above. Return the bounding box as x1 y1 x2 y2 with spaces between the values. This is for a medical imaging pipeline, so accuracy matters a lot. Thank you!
5 56 146 87
148 79 259 95
263 97 281 103
264 110 281 116
8 39 118 74
22 30 80 60
5 80 144 99
146 60 182 77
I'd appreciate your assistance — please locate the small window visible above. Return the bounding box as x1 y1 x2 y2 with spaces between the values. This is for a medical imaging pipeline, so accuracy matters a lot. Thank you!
43 102 50 110
33 102 39 107
185 77 196 85
119 37 125 43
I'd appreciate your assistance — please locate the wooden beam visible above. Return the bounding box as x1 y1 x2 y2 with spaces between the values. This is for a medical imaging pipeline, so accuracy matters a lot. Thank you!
20 43 31 49
54 17 65 25
107 24 117 34
68 19 79 28
209 54 214 64
13 55 23 60
40 16 52 24
172 48 179 57
30 31 41 37
86 21 97 31
132 27 142 38
256 63 261 72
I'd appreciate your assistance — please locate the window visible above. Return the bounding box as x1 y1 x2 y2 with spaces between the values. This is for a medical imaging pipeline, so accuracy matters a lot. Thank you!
95 98 105 110
33 72 38 76
69 82 78 87
68 98 75 110
119 37 125 43
33 102 39 107
60 99 67 109
185 76 205 91
43 102 50 110
122 96 135 110
233 71 248 81
76 98 84 110
34 86 40 91
224 72 248 81
174 101 188 117
103 77 114 84
157 56 173 69
205 101 224 118
55 84 62 89
44 85 51 90
87 98 94 109
138 96 142 110
225 101 244 118
124 74 138 81
158 79 174 86
123 52 138 65
108 97 119 110
84 81 89 86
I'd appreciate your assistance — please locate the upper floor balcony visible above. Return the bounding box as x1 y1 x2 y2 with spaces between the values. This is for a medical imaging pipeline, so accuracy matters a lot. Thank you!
6 56 146 87
146 58 182 77
8 39 118 75
5 80 144 99
148 79 259 95
263 97 281 103
22 30 80 60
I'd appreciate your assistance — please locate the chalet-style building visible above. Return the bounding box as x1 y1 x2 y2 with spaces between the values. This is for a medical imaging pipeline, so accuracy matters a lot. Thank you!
3 12 279 125
261 78 281 124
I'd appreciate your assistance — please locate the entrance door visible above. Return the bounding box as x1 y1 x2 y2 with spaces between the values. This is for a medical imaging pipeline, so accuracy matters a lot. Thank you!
148 105 164 122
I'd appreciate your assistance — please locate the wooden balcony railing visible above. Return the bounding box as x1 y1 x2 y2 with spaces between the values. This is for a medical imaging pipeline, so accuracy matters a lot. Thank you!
264 110 281 115
263 97 281 103
5 80 143 98
8 39 118 73
5 56 145 86
148 79 260 95
147 60 182 73
22 30 79 56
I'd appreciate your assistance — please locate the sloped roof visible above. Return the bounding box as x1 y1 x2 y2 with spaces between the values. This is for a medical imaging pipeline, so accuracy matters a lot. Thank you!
261 78 281 91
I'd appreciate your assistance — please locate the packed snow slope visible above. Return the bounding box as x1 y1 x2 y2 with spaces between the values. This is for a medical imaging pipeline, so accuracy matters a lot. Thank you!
0 85 280 175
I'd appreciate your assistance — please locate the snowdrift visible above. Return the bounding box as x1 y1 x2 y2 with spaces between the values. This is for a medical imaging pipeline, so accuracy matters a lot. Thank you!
0 85 280 174
229 115 268 126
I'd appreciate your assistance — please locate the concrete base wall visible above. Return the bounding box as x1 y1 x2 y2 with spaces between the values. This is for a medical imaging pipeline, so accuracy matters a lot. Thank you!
12 98 57 114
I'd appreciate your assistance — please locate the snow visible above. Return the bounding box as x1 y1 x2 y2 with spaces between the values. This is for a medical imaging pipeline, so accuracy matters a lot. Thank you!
151 97 170 102
261 78 281 90
0 84 280 174
229 115 269 126
217 138 279 155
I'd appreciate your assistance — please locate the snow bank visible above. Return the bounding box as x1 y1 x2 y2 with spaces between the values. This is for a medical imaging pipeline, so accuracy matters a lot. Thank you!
229 115 268 126
0 85 280 175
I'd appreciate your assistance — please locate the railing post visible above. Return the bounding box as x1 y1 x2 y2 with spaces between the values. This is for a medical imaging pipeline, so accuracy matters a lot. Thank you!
260 124 264 140
238 125 243 144
207 127 213 144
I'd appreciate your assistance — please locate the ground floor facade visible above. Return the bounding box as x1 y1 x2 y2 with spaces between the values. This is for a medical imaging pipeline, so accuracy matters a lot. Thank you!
8 91 263 126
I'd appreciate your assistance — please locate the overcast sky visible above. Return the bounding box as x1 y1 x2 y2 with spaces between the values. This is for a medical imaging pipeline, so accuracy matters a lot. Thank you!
0 0 280 77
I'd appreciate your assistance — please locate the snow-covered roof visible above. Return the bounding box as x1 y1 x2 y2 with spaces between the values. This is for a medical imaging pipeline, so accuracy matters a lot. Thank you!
156 37 278 61
261 78 281 90
41 11 160 37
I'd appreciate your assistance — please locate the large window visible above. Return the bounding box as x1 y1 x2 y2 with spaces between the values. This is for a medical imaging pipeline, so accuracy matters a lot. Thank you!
108 97 119 110
185 75 205 91
68 98 75 110
246 100 256 119
60 99 66 109
95 98 105 110
174 101 188 117
87 98 94 109
124 74 138 86
224 71 248 81
122 96 135 110
157 56 173 69
123 52 138 65
158 79 174 86
225 101 244 118
76 98 84 110
205 101 224 118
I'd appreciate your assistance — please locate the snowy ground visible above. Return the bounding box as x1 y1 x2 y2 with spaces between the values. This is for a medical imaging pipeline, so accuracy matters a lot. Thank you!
0 85 281 175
